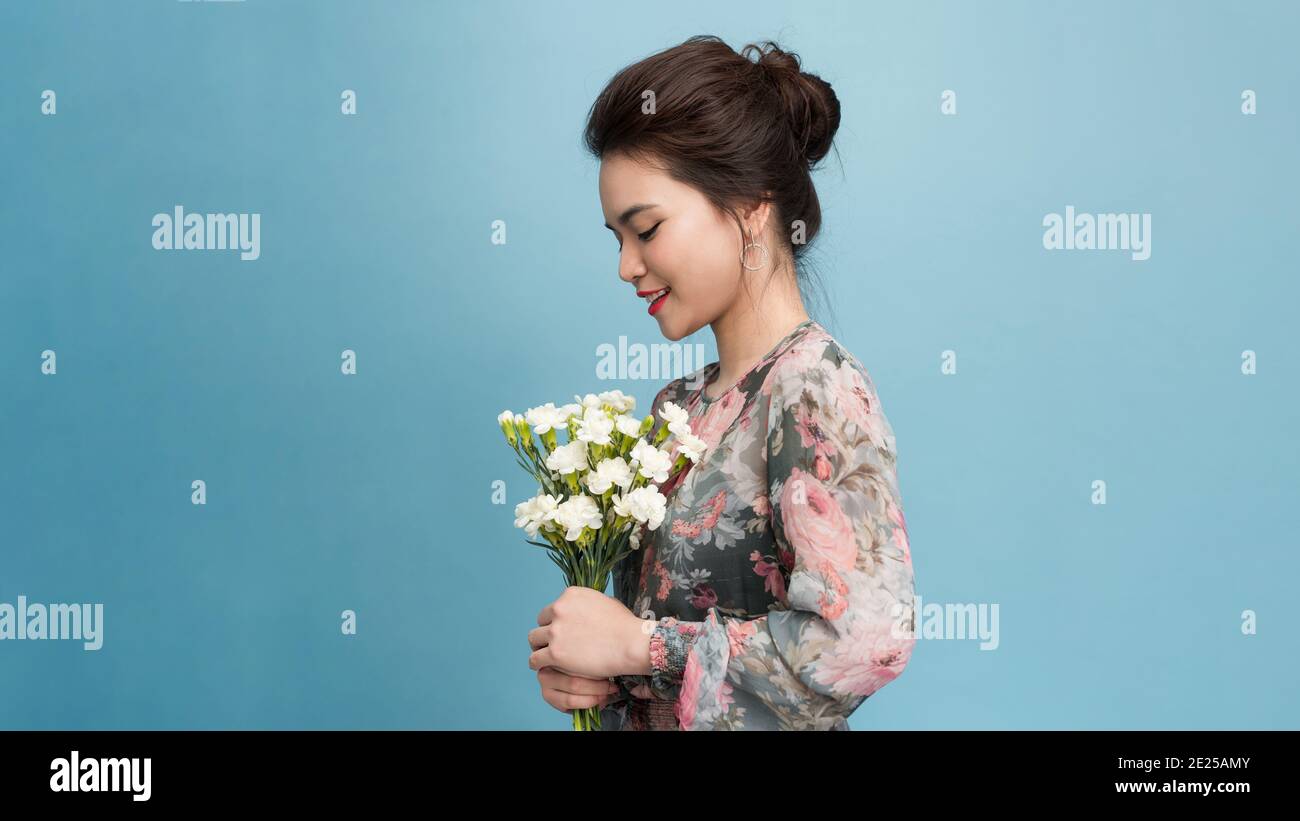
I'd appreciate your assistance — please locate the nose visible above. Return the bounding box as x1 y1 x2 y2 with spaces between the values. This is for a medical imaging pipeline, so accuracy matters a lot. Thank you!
617 245 645 285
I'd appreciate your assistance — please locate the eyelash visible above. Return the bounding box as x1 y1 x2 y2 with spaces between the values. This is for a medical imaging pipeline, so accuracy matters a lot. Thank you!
617 222 661 252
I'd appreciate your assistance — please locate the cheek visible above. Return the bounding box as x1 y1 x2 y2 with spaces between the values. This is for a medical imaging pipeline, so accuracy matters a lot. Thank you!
656 220 739 297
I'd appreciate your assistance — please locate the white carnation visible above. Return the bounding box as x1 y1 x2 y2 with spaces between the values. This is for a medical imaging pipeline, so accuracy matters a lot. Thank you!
575 406 615 446
599 390 636 413
585 456 634 494
613 486 667 531
631 442 673 483
629 439 653 466
551 494 603 541
524 402 570 434
614 414 643 437
659 400 690 430
513 493 560 538
545 440 589 475
676 430 707 463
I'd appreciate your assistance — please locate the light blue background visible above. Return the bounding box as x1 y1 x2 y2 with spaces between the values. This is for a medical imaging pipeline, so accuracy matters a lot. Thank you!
1 0 1296 729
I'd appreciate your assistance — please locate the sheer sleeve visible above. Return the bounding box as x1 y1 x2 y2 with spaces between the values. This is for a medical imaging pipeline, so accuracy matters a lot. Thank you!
648 345 917 729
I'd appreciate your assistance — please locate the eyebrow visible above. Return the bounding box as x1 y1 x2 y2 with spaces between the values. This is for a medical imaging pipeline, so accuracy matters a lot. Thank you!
603 203 660 231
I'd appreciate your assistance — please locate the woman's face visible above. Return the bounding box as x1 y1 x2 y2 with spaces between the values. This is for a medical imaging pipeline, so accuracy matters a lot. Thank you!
598 151 748 341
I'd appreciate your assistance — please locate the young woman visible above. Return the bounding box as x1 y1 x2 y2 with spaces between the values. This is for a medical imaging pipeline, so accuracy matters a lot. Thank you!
526 35 917 730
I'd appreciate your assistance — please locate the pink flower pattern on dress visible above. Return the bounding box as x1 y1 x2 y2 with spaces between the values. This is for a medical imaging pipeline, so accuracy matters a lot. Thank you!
750 550 787 600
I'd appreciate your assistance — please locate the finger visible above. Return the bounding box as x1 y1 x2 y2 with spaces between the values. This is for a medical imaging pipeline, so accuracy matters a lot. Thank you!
529 645 554 672
544 684 618 713
542 687 574 714
536 602 554 627
563 691 608 710
527 625 551 651
546 693 609 714
561 672 618 696
543 691 570 714
541 668 620 696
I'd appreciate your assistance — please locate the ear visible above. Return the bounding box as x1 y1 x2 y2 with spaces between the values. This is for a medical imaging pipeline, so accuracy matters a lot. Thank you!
739 194 776 238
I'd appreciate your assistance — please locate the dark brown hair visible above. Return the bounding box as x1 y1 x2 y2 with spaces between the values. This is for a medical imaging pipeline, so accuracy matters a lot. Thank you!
583 34 841 322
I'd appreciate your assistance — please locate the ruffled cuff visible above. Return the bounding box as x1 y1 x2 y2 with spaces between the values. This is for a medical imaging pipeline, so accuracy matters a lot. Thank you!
648 616 700 691
675 608 736 731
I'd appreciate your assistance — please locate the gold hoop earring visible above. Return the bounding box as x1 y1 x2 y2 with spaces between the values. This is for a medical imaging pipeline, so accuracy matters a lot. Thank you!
741 232 768 271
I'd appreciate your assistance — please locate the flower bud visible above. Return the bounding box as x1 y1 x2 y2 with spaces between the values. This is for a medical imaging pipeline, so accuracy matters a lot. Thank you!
516 415 536 454
540 428 558 454
498 410 518 446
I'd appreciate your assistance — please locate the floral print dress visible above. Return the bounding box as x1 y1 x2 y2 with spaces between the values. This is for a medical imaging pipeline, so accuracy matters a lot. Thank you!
601 319 917 730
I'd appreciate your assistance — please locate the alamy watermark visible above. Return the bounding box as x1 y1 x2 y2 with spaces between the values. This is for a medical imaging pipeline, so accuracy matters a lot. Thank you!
595 336 709 388
151 205 260 261
0 595 103 650
1042 205 1151 261
50 751 150 801
892 594 999 650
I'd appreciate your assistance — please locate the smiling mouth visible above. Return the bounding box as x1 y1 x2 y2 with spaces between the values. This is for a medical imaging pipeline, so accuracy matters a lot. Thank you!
645 287 671 316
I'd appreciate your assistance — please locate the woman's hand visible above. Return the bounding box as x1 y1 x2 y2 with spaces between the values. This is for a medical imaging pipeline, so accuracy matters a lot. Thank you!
528 586 653 679
535 667 621 714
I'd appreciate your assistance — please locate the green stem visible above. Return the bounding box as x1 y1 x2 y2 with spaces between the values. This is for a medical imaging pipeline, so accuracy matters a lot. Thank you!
570 705 603 731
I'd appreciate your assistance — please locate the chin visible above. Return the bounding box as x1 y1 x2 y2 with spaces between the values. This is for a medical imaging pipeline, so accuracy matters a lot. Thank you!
657 326 686 343
655 317 692 342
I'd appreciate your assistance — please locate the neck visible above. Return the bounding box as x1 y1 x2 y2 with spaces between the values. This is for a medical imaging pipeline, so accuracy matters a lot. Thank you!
708 275 810 394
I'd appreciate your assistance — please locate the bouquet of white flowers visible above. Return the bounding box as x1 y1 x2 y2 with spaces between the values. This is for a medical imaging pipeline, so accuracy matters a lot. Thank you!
499 389 705 730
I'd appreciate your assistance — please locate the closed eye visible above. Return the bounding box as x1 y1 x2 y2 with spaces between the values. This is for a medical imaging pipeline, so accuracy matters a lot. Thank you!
612 220 663 253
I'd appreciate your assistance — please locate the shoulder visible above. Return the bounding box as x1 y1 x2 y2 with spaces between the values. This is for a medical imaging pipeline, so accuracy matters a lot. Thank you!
762 326 895 451
762 324 871 402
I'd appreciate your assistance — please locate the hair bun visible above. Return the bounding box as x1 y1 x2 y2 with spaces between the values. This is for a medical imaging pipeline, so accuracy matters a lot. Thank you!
742 40 840 167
